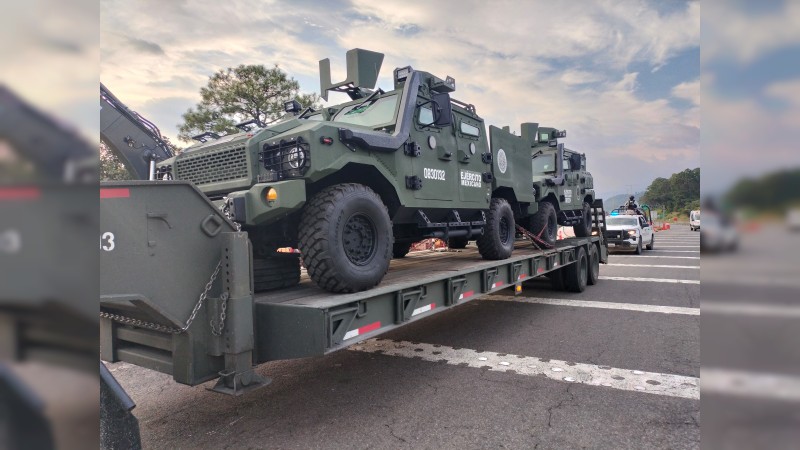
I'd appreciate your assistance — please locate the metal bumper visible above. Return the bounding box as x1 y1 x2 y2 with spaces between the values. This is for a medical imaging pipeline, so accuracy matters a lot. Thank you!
227 179 306 226
606 238 637 250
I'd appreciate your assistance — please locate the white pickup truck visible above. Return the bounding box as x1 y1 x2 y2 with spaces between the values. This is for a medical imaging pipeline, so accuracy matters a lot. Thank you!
604 213 654 254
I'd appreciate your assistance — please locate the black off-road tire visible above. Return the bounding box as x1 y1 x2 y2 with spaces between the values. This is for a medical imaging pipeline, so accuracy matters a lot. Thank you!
530 201 558 246
635 239 643 255
253 255 301 292
564 246 588 293
477 198 515 260
646 235 654 250
393 242 411 258
448 237 469 249
298 184 392 293
573 202 592 237
587 244 600 285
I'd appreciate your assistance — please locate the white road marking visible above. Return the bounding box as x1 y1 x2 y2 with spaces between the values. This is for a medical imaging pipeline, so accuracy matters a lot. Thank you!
655 245 698 248
351 339 699 400
648 250 700 253
610 255 700 259
599 276 700 284
607 263 699 269
487 295 700 315
702 368 800 401
702 302 800 318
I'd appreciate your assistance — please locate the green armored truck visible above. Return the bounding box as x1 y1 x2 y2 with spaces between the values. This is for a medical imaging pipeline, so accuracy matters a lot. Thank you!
155 49 576 293
528 128 595 245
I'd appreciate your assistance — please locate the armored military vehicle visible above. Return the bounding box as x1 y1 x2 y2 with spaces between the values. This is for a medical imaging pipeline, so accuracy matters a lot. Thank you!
156 49 571 293
528 128 595 245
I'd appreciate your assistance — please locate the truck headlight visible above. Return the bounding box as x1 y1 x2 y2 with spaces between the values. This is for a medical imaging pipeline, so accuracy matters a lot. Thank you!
285 146 306 169
627 230 637 236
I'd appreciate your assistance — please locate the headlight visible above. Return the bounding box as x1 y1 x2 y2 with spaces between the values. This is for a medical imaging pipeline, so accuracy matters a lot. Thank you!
627 230 637 236
285 146 306 169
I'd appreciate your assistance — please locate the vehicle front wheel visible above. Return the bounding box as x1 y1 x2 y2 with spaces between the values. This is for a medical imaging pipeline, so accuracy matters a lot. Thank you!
477 198 515 260
646 235 654 250
573 202 592 237
298 183 392 293
635 239 643 255
530 201 558 246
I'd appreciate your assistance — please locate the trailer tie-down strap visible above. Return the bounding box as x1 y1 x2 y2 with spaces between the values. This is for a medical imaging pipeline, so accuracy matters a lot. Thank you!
99 260 228 334
515 224 555 250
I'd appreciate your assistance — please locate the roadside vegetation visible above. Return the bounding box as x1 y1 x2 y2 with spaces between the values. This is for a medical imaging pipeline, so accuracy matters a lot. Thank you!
641 168 700 221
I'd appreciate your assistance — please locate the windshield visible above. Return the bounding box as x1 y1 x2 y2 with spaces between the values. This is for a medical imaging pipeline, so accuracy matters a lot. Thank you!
607 216 639 226
333 94 399 128
532 153 556 173
691 212 700 220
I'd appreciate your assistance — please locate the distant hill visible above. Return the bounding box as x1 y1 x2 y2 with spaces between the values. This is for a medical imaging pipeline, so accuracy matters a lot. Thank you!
604 191 645 210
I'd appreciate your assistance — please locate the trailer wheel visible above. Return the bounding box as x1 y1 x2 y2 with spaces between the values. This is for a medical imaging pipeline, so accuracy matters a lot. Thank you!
393 242 411 258
549 269 566 291
573 202 592 237
448 237 469 249
477 198 515 260
587 244 600 285
530 201 558 246
298 183 392 293
253 255 301 292
564 246 588 292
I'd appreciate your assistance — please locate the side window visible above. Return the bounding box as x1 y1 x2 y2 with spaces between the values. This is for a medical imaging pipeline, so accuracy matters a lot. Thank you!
563 154 571 170
460 121 480 137
418 105 433 125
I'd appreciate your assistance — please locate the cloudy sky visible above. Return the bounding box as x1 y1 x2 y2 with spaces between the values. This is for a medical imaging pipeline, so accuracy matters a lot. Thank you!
100 0 702 197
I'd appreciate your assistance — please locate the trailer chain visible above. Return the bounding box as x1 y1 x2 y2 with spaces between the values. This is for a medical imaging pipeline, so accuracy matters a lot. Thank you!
99 260 225 334
209 291 229 336
221 197 242 231
515 224 555 250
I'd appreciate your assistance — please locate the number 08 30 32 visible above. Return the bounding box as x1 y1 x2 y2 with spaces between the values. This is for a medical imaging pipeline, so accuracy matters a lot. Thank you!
100 232 115 251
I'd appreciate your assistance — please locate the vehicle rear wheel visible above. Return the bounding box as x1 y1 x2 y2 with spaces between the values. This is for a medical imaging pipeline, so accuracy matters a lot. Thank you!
587 244 600 285
253 254 301 292
646 235 654 250
392 242 411 258
564 246 588 293
298 183 392 293
634 239 643 255
477 198 515 260
448 237 469 249
530 201 558 246
573 202 592 237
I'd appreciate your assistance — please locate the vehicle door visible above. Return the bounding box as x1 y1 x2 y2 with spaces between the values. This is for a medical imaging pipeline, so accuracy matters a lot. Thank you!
562 151 580 209
408 96 456 200
639 216 653 243
453 111 489 204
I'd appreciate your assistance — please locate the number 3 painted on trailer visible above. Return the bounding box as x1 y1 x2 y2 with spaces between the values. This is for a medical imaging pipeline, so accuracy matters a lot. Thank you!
101 232 115 251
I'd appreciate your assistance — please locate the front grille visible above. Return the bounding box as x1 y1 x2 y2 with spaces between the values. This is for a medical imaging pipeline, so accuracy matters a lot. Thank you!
605 230 622 239
259 137 310 182
175 146 249 185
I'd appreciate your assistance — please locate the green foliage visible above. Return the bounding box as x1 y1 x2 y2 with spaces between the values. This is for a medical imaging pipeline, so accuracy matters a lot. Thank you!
178 65 320 142
641 168 700 215
725 168 800 212
100 142 133 181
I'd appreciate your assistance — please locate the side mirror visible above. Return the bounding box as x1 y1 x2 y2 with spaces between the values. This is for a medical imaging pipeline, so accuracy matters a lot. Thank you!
569 153 581 170
431 92 452 127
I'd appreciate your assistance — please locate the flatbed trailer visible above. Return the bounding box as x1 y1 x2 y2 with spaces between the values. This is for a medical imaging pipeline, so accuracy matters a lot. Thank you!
100 181 607 397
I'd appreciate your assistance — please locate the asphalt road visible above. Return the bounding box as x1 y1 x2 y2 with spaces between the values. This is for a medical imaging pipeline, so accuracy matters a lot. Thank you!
107 226 701 449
